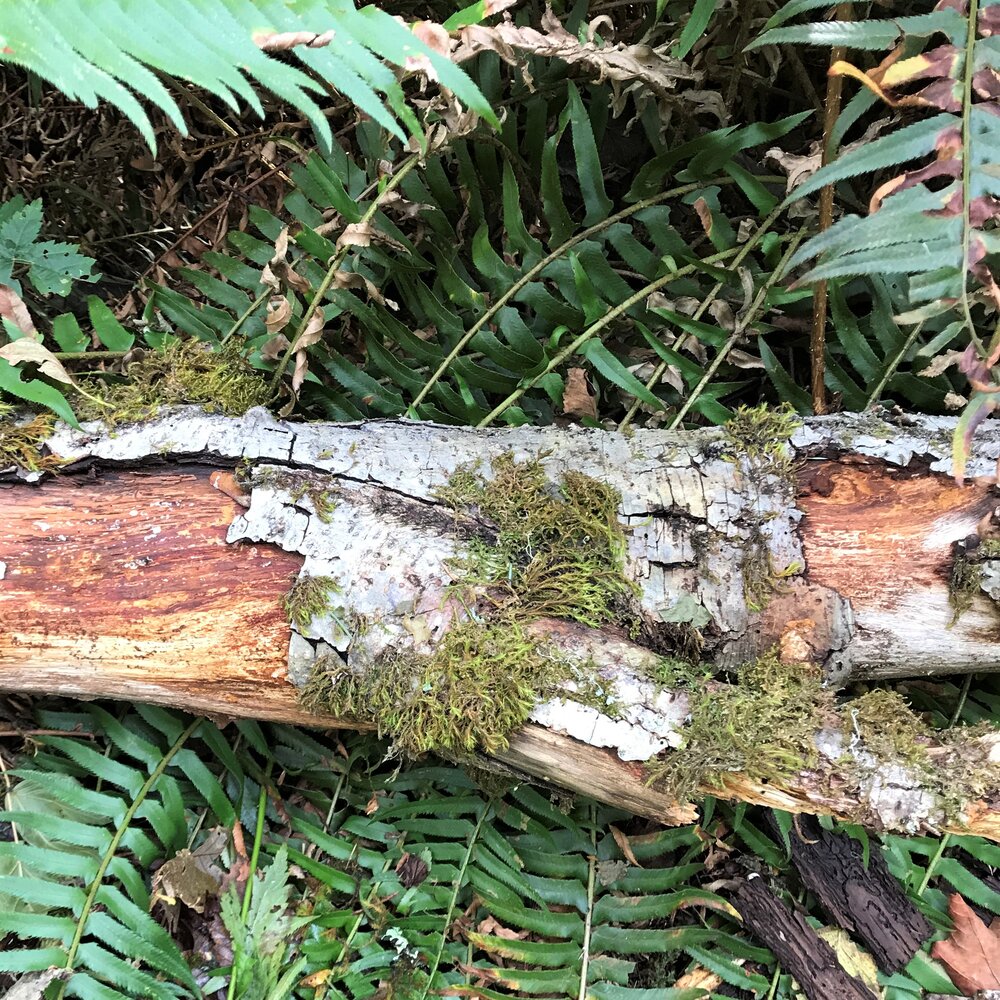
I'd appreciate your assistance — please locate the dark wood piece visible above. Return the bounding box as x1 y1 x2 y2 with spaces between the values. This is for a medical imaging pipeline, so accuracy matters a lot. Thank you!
733 876 878 1000
781 814 931 972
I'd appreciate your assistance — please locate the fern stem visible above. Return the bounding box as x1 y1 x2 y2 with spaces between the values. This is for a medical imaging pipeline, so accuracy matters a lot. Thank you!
268 154 420 394
918 833 951 897
407 177 745 416
961 0 985 358
221 291 270 346
418 801 490 1000
619 203 785 431
578 807 597 1000
949 673 973 728
667 229 806 429
863 320 924 409
810 3 851 415
227 765 272 1000
476 243 759 427
56 718 201 999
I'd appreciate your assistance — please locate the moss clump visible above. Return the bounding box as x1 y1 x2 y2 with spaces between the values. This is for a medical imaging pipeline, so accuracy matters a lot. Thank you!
77 339 270 426
649 650 833 801
651 655 997 823
301 619 574 755
650 656 713 689
723 404 802 612
722 402 801 482
0 408 64 472
949 536 1000 625
284 575 341 631
302 455 638 756
436 454 640 631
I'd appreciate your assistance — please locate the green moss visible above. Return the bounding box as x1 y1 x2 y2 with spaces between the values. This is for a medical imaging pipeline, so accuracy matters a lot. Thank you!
0 409 64 472
284 575 341 631
649 650 832 801
650 655 996 825
302 619 570 755
723 402 801 483
302 454 639 755
436 454 640 631
76 339 270 426
650 656 713 689
723 404 802 612
288 482 337 523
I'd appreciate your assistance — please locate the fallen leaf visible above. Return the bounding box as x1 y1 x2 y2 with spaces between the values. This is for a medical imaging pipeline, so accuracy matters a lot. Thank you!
693 197 712 236
337 222 373 249
609 824 640 866
265 295 293 335
151 827 227 914
931 894 1000 995
0 284 37 337
396 852 429 888
0 338 75 385
0 968 71 1000
562 367 597 420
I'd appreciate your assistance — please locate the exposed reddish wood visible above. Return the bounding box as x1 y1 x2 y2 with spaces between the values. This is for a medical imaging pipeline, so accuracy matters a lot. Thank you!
1 452 999 836
796 458 1000 676
798 459 994 611
0 467 307 721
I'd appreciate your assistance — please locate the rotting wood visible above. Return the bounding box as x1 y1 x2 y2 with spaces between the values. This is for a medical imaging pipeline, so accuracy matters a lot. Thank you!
1 406 1000 837
774 813 931 972
733 875 879 1000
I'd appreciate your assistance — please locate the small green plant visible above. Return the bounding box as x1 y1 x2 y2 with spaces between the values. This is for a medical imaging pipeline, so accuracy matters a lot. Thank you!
220 847 310 1000
0 197 98 298
284 574 341 631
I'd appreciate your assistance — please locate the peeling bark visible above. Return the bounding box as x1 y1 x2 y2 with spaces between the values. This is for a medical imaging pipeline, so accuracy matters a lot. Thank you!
1 407 999 836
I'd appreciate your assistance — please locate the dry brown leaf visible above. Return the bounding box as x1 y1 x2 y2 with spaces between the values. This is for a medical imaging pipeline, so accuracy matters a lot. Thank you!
0 338 75 385
333 269 387 306
453 7 698 98
931 894 1000 995
253 29 336 51
921 348 964 378
265 295 293 335
291 309 326 395
609 824 640 867
408 21 453 79
151 828 227 914
673 966 721 992
766 144 823 194
260 333 290 361
338 222 373 249
0 284 38 338
693 197 712 237
562 367 597 420
262 227 311 294
476 914 526 941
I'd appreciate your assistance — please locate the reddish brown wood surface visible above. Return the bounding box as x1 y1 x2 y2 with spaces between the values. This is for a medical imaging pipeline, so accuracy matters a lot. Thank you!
0 466 309 721
795 457 1000 676
798 458 994 611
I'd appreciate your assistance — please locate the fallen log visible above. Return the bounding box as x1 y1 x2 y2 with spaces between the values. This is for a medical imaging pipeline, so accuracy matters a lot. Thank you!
1 406 999 837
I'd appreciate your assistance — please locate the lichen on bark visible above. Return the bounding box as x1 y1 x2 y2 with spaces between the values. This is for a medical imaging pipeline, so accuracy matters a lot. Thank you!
301 453 643 755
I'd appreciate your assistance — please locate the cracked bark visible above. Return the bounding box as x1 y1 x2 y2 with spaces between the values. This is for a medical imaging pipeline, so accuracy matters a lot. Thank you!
2 407 999 836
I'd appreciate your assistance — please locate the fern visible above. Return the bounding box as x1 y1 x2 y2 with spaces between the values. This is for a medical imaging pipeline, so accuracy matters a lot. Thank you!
0 0 495 152
0 705 232 999
143 89 807 427
0 197 98 298
753 1 1000 457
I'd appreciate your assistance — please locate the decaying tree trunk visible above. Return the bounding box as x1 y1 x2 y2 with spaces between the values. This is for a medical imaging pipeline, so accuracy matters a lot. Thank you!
2 406 999 837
